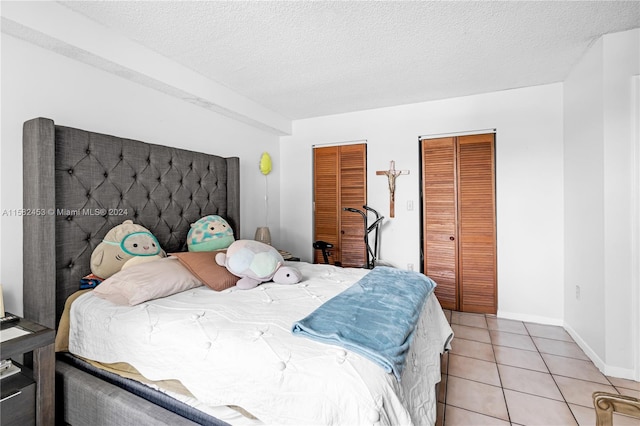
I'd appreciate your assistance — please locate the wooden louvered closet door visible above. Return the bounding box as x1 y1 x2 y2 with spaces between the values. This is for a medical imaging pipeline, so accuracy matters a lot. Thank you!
422 137 458 310
314 147 340 265
313 144 367 267
422 134 496 314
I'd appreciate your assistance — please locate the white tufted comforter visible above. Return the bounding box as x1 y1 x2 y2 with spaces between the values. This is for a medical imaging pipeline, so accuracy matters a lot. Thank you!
69 262 453 426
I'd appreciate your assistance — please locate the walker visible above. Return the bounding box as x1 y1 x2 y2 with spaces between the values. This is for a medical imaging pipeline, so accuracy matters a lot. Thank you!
343 205 384 269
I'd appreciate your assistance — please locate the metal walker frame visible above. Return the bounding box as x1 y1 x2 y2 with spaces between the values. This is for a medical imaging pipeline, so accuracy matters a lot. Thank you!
343 205 384 269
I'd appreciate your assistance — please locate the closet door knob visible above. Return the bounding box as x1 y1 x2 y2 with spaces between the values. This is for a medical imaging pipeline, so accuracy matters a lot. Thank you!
449 236 455 241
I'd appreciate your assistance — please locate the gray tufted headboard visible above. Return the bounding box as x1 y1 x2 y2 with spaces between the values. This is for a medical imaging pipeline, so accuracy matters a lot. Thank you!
22 118 240 329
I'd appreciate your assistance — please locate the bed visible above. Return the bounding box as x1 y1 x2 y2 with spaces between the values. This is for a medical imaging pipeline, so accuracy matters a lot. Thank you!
22 117 453 425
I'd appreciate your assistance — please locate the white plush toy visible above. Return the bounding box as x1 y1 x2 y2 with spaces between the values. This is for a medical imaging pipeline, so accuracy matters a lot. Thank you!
215 240 302 290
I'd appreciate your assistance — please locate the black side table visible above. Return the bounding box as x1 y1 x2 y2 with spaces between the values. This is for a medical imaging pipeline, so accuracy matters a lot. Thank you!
1 317 55 426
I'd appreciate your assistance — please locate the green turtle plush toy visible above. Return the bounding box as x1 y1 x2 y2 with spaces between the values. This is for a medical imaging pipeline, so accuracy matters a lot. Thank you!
187 215 235 252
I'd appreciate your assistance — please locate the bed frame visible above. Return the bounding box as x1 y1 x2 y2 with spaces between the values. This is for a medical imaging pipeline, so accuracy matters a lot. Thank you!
22 117 240 425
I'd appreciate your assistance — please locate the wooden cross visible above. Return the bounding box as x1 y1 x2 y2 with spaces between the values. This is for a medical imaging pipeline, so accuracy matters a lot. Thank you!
376 160 409 218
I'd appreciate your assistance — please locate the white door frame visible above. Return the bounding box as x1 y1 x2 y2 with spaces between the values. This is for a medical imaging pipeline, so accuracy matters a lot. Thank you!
632 75 640 381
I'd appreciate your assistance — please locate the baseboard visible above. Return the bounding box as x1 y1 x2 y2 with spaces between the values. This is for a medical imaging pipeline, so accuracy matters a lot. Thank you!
497 311 639 381
562 322 607 372
496 310 564 327
563 323 639 381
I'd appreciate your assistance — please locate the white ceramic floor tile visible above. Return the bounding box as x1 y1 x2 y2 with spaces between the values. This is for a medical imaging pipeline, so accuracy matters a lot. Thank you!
608 376 640 392
449 337 495 362
445 376 509 421
493 345 548 372
486 317 528 335
451 311 488 329
532 336 590 360
525 322 573 342
542 353 610 385
444 405 511 426
451 323 491 343
441 313 614 426
504 389 578 426
490 330 537 351
554 375 618 407
498 364 563 401
448 354 501 386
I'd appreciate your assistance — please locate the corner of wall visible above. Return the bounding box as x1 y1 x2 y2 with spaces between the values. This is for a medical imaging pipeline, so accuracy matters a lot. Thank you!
563 29 640 380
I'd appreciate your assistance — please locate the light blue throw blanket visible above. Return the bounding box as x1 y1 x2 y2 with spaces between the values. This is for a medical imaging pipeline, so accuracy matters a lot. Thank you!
291 266 436 380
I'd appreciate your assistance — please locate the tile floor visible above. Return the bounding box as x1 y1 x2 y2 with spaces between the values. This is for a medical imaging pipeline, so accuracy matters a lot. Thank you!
437 310 640 426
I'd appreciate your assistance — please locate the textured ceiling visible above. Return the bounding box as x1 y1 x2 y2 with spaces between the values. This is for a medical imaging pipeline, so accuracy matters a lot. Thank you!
59 1 639 120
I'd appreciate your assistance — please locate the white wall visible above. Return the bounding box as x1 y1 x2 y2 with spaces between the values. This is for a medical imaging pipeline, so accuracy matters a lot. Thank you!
563 37 606 364
1 35 281 315
564 28 640 380
603 29 640 378
281 84 565 324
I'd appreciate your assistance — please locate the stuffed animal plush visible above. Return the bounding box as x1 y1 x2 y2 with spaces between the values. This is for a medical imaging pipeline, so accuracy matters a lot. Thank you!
90 220 164 279
187 215 235 252
215 239 302 290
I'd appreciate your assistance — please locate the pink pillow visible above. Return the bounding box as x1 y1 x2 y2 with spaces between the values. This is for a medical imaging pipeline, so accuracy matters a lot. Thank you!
93 257 202 305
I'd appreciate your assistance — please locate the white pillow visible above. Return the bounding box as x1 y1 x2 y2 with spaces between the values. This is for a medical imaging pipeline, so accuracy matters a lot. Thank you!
93 257 202 305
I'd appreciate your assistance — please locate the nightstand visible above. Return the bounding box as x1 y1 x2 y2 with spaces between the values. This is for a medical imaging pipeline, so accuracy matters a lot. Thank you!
278 249 300 262
1 317 55 426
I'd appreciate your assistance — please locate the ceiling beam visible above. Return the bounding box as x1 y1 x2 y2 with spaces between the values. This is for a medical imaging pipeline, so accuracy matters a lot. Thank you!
1 1 292 135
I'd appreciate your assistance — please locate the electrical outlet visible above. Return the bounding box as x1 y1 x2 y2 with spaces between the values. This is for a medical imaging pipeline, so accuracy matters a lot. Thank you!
407 263 414 271
407 200 414 211
575 285 581 300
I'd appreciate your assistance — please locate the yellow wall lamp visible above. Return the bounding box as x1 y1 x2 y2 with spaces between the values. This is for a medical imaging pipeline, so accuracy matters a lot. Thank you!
255 152 272 245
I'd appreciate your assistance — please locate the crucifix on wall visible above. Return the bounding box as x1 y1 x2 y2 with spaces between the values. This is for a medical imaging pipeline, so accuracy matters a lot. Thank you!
376 160 409 218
